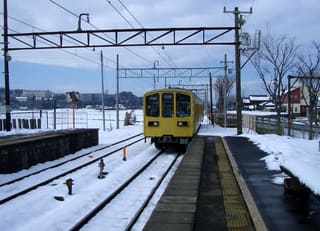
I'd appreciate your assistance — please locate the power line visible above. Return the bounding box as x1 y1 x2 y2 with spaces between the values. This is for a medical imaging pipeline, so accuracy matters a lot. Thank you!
116 0 177 68
48 0 154 66
48 0 78 17
49 0 152 77
107 0 176 68
107 0 135 28
1 15 102 67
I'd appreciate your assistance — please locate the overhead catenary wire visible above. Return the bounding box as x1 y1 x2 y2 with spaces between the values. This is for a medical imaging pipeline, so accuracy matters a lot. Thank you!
1 15 102 67
119 0 177 68
103 0 156 67
48 0 154 68
116 0 177 68
107 0 177 68
47 0 149 77
5 15 142 79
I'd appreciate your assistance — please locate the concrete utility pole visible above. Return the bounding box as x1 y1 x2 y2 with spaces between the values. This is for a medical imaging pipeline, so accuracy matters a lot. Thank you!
209 73 214 125
153 61 159 90
220 54 233 128
224 6 252 135
100 51 106 131
116 54 119 129
3 0 11 131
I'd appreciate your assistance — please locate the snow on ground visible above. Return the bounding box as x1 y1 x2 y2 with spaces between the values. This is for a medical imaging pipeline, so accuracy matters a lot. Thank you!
1 109 320 230
0 123 179 231
199 120 320 196
243 133 320 195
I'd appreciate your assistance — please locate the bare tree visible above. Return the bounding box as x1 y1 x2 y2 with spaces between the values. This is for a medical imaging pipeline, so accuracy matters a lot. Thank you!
214 75 235 112
213 75 235 127
297 42 320 139
247 32 299 134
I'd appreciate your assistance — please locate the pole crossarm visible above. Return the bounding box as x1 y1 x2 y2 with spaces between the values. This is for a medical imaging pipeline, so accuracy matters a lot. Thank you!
6 26 237 51
119 67 224 78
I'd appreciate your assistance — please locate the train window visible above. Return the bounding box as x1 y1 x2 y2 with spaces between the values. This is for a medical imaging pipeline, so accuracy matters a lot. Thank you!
176 93 190 117
162 93 174 117
146 94 159 117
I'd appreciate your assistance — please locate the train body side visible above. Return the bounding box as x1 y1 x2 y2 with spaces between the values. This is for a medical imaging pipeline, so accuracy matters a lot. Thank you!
143 88 203 148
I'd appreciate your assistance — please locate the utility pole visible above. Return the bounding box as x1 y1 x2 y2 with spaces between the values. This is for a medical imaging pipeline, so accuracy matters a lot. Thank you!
220 54 233 128
100 51 106 131
3 0 11 131
209 73 214 125
116 54 119 129
288 75 292 136
224 6 252 135
153 61 159 90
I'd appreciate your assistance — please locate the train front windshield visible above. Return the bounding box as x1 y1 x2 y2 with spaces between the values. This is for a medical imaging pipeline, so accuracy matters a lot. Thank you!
146 93 159 117
162 93 174 117
146 92 191 118
176 93 190 117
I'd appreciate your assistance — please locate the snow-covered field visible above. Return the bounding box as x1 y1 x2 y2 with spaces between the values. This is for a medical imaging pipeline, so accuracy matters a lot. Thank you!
1 109 320 230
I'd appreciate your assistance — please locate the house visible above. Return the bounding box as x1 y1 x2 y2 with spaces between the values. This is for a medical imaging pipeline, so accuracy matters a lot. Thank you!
282 82 308 116
242 95 272 111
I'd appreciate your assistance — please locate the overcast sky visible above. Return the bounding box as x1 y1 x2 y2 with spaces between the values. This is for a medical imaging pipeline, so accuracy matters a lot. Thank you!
0 0 319 98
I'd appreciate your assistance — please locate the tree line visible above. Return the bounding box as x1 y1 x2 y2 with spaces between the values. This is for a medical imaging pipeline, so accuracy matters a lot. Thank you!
214 28 320 139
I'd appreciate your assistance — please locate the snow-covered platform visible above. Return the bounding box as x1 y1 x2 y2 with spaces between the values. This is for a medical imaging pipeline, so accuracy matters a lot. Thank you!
143 133 320 231
0 129 98 173
143 136 254 231
224 136 320 230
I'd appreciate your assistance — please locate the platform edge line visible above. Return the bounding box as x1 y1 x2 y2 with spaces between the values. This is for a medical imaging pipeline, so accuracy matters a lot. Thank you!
221 137 268 231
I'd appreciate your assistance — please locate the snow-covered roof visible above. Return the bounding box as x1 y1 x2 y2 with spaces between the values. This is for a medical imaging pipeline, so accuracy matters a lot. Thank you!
249 95 271 101
243 98 250 103
259 102 275 107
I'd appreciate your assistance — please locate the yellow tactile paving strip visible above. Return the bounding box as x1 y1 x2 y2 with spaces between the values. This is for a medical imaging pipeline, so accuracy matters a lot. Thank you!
215 138 255 231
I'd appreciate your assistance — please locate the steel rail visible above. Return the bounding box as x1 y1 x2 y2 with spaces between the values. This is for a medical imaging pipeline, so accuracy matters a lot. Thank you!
0 133 143 187
69 150 181 231
0 135 144 205
125 152 182 231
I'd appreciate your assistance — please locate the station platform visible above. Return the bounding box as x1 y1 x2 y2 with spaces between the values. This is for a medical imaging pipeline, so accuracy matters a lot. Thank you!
143 135 320 231
224 136 320 231
143 136 254 231
0 129 98 173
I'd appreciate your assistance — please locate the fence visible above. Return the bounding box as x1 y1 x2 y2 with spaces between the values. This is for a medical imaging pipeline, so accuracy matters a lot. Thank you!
0 111 49 131
213 113 237 128
48 109 88 129
242 113 320 139
0 109 144 131
213 112 320 139
0 109 89 131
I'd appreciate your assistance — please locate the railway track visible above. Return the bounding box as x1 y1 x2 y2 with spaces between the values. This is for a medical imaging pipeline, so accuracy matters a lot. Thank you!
0 133 143 187
70 150 182 231
0 133 144 205
0 143 182 231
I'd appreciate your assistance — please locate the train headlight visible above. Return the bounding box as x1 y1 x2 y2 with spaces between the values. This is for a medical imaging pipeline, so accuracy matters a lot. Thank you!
177 121 188 127
148 121 159 127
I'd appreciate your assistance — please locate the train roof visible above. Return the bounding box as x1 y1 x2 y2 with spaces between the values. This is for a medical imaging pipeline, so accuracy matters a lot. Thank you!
143 87 203 104
143 87 194 95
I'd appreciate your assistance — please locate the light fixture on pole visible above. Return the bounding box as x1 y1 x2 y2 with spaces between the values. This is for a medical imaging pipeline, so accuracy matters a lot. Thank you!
78 13 89 31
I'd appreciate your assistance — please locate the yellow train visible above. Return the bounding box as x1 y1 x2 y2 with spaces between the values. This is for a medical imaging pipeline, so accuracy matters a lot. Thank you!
143 88 204 149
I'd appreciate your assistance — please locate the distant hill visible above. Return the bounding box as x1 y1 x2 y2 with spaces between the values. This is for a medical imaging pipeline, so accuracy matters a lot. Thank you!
0 88 143 110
